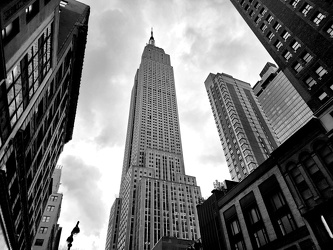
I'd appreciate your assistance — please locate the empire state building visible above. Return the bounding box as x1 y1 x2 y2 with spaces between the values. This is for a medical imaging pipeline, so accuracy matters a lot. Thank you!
105 32 202 250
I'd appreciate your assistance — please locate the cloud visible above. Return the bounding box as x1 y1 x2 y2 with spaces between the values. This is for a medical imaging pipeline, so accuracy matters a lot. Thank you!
60 155 106 237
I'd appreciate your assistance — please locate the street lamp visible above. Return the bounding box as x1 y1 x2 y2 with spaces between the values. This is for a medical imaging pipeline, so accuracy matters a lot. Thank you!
66 221 80 250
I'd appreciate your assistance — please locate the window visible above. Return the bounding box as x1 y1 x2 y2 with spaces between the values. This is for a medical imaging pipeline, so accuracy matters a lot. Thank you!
300 153 330 196
254 2 261 9
319 92 328 101
266 31 274 40
1 18 20 44
274 40 283 50
302 52 313 63
266 14 274 23
312 12 326 26
291 40 301 51
305 76 316 88
255 16 261 24
35 239 44 246
273 22 282 31
301 4 313 16
282 31 291 41
26 1 39 22
260 24 267 32
46 205 55 211
291 0 300 8
288 163 312 204
60 1 68 7
224 206 246 250
283 50 292 61
260 8 267 16
39 227 48 234
50 195 58 201
315 66 328 78
293 62 303 73
241 192 269 249
314 142 333 177
260 176 297 237
326 22 333 37
42 216 50 222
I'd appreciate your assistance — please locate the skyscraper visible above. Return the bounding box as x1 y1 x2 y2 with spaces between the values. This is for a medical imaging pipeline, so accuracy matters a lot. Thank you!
32 166 63 250
253 62 313 143
105 32 202 250
229 0 333 116
205 72 279 181
0 0 89 249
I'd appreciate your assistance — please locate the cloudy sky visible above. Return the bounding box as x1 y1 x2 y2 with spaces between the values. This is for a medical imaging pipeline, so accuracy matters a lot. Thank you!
57 0 274 249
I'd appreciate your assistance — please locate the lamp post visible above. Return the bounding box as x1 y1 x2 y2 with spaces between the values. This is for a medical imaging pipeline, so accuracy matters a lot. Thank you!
66 221 80 250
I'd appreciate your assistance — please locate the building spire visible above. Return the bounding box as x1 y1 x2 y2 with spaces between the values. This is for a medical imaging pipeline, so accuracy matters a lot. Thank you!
149 27 155 46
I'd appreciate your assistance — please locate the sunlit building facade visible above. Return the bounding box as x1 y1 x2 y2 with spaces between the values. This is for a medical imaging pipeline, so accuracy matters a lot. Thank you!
0 0 89 249
106 32 202 250
205 73 279 181
253 63 313 143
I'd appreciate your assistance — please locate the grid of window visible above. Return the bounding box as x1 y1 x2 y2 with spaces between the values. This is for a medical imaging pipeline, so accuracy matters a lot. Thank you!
315 66 328 78
6 22 53 129
312 12 326 26
301 4 312 16
46 205 55 211
42 216 50 222
38 227 48 234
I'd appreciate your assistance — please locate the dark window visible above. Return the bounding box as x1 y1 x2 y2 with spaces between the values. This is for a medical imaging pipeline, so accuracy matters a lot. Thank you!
314 142 333 176
300 153 330 196
259 176 297 237
240 192 269 249
38 227 48 234
35 239 44 246
26 1 39 23
1 17 20 44
288 163 313 205
44 0 51 5
224 206 246 250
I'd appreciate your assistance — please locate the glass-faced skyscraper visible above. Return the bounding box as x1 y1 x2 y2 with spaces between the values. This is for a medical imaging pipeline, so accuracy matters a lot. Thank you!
205 73 279 182
105 32 201 250
253 63 313 144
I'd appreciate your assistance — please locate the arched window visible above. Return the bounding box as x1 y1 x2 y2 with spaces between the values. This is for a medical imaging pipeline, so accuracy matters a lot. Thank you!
300 153 330 196
314 141 333 177
287 163 312 205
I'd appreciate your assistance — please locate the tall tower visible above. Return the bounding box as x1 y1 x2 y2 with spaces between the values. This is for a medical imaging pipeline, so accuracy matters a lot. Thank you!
106 32 202 250
253 63 313 143
205 72 279 181
229 0 333 117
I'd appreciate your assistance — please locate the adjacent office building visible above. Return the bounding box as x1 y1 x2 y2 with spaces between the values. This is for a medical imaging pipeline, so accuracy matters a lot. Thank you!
253 62 313 143
105 198 122 250
229 0 333 116
105 32 202 250
205 72 279 181
0 0 89 249
197 118 333 250
32 166 63 250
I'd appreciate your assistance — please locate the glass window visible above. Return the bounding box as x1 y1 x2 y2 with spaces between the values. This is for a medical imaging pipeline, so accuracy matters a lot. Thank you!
260 24 267 32
42 216 50 222
274 40 283 50
289 163 313 202
293 62 303 73
38 227 48 234
291 0 300 8
315 66 328 78
267 31 275 40
326 22 333 37
291 40 301 51
26 1 39 22
283 50 292 61
312 12 326 26
46 205 55 212
274 23 282 32
305 76 316 88
282 31 291 41
35 239 44 246
302 52 313 63
266 14 274 23
319 92 328 101
301 4 313 16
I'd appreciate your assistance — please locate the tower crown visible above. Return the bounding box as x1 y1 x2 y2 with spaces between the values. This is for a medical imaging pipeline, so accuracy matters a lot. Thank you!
149 27 155 46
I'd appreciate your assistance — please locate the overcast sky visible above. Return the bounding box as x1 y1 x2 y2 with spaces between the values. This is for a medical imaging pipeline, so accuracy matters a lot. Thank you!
57 0 274 249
